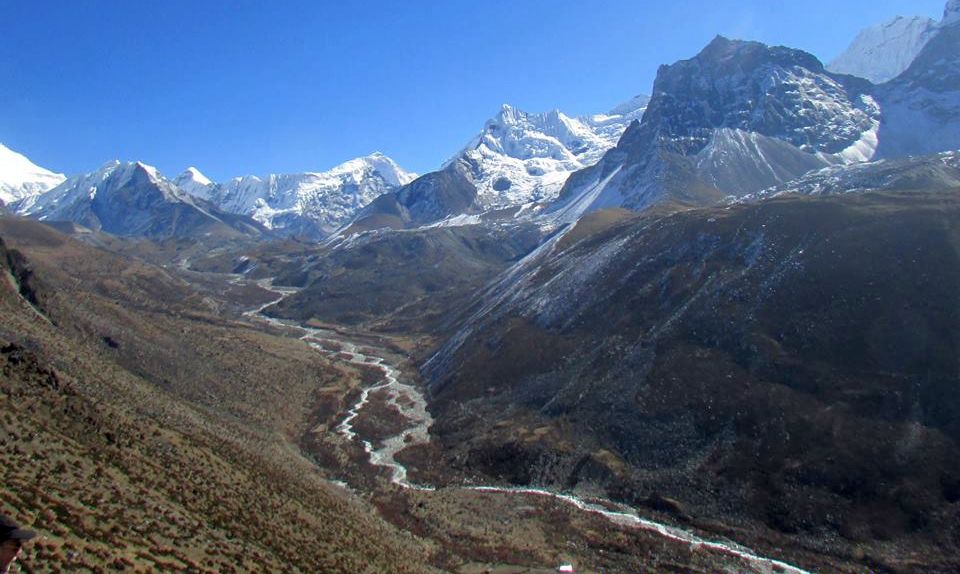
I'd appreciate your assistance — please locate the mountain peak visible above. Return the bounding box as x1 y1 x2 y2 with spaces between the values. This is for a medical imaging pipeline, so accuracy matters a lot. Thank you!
432 97 651 214
133 161 162 182
0 143 67 204
0 143 62 178
697 35 747 61
829 12 939 83
174 167 216 200
705 34 733 48
181 166 212 186
945 0 960 25
321 152 414 186
354 152 416 186
695 35 822 72
494 103 524 126
188 153 416 238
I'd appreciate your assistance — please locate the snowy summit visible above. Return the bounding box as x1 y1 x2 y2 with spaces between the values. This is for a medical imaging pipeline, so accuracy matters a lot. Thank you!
173 167 215 199
829 1 960 84
0 143 66 205
180 153 416 238
451 96 648 209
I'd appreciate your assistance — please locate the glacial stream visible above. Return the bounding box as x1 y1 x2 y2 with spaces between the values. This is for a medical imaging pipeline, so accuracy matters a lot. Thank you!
247 280 815 574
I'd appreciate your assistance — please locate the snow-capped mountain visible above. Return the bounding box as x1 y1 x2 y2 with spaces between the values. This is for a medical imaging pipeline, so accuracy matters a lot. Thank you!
828 1 960 84
828 16 939 84
0 143 66 205
179 153 415 239
454 98 648 208
546 36 880 224
346 97 648 232
947 0 960 25
172 167 215 200
13 161 263 239
875 9 960 158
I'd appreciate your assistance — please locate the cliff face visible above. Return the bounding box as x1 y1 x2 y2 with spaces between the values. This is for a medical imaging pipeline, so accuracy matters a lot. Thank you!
548 37 878 223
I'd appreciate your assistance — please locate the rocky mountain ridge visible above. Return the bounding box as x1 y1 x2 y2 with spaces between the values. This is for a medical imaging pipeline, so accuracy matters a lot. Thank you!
12 161 265 240
346 97 648 232
176 153 416 239
543 36 880 225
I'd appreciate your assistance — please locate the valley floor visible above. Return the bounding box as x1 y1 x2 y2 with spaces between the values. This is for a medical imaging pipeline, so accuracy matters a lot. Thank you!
243 278 875 574
1 217 946 573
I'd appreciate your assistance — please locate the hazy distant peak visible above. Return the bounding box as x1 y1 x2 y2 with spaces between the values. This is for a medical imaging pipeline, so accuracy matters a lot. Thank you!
828 14 939 83
945 0 960 26
607 94 650 117
182 166 213 186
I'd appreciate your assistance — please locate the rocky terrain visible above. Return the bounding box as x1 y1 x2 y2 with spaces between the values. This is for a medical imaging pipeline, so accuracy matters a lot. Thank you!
423 189 960 573
545 36 880 225
347 97 648 232
1 216 843 574
5 3 960 573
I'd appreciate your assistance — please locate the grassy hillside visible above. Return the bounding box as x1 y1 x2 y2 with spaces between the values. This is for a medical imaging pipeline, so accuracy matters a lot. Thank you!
0 218 437 573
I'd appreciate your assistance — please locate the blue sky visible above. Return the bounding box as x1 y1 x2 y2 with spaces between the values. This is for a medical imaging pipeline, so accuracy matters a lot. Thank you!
0 0 948 180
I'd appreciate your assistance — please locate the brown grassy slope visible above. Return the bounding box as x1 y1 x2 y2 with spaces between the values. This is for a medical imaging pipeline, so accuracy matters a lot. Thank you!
0 218 436 573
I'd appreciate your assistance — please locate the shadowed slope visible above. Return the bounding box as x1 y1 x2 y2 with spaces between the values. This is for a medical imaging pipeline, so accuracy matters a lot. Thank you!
425 190 960 573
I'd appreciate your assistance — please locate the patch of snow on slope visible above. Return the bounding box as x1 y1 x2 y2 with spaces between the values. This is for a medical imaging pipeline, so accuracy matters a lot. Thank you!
830 111 880 164
879 87 960 157
424 213 483 229
545 166 625 227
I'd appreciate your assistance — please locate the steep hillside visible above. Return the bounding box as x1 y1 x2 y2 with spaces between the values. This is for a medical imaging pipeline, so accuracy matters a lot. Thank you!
743 150 960 200
424 190 960 573
347 161 481 233
0 217 436 573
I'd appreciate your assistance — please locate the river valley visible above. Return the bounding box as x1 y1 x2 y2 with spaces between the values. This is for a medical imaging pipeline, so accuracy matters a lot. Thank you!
243 278 822 574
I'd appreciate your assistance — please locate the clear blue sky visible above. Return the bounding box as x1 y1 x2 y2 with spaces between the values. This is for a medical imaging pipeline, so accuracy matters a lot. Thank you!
0 0 948 180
